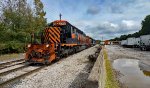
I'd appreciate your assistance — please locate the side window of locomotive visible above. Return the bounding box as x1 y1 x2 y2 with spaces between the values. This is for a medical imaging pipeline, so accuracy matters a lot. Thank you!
63 25 70 38
67 25 71 38
72 28 76 34
71 26 73 33
73 29 76 33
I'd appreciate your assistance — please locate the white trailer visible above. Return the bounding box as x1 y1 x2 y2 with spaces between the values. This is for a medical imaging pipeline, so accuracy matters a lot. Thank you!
121 40 127 46
135 38 140 47
127 37 136 47
140 34 150 50
100 41 104 45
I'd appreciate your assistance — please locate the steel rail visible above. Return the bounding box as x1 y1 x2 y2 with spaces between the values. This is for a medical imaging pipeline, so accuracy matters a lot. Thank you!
0 61 25 70
0 65 28 76
0 59 24 66
0 65 47 87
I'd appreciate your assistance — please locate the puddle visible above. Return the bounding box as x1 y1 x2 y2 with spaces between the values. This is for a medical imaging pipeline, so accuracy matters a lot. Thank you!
113 59 150 88
143 70 150 77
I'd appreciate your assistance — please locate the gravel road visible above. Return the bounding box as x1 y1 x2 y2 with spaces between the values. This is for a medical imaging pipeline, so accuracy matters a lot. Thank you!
105 45 150 88
105 45 150 61
105 45 150 71
11 45 98 88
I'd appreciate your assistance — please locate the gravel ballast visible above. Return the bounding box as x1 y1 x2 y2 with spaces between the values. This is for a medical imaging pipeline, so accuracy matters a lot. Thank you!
12 45 98 88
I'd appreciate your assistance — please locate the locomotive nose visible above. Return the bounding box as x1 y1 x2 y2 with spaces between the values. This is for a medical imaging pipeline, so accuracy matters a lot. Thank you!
30 50 42 58
36 49 43 53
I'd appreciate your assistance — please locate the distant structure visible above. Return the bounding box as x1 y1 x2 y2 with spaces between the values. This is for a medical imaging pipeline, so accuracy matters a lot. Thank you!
101 40 120 45
59 13 62 20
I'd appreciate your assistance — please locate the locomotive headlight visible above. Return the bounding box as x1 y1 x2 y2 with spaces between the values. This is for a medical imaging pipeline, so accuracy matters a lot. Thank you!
27 44 31 48
46 44 49 47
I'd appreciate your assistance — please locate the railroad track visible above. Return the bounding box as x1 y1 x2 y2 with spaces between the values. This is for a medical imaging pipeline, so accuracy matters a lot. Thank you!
0 59 25 70
0 65 28 76
0 64 47 87
0 61 25 70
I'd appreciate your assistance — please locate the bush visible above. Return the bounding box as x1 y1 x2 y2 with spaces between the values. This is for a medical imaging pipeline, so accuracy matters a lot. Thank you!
0 42 25 54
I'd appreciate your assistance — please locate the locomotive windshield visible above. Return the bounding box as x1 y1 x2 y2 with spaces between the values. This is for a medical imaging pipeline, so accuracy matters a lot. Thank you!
31 32 44 44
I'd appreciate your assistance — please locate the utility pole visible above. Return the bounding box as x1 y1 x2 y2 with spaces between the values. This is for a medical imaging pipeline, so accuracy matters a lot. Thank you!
102 36 104 45
59 13 62 20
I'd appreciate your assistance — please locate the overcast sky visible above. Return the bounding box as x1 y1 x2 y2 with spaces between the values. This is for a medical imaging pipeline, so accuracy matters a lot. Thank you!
41 0 150 40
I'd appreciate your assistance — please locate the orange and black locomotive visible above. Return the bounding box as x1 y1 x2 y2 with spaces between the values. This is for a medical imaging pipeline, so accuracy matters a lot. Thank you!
25 19 95 64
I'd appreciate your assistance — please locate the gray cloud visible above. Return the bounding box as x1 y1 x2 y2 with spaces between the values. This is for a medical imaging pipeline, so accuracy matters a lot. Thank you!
83 20 141 40
86 6 100 15
110 5 123 14
42 0 150 40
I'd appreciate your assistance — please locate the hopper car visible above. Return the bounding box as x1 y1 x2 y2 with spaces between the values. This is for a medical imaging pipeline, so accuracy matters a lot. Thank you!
25 19 95 64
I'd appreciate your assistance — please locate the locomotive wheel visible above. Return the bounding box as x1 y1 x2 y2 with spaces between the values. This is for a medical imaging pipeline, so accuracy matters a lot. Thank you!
45 60 50 65
141 47 146 51
25 60 30 65
54 56 61 62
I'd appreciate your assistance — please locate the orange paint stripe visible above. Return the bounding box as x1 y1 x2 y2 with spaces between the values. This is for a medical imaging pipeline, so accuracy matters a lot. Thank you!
44 29 55 43
47 29 59 43
48 29 58 43
48 32 58 43
53 27 60 35
61 44 78 46
50 27 60 38
54 27 60 34
48 28 60 42
46 29 58 43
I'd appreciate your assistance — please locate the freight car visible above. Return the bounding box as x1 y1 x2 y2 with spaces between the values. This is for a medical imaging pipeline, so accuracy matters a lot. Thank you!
139 34 150 50
121 40 127 46
126 37 136 47
135 38 140 48
25 19 95 64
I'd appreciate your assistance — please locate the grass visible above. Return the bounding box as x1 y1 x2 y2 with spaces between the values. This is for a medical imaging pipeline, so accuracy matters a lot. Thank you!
103 48 119 88
0 53 20 61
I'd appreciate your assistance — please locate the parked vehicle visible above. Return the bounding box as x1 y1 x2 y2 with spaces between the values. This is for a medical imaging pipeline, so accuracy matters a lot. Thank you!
126 37 136 47
139 35 150 50
135 38 140 47
104 40 110 45
121 40 127 46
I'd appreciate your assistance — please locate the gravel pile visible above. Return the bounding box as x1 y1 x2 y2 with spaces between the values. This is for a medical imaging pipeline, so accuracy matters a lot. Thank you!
13 45 98 88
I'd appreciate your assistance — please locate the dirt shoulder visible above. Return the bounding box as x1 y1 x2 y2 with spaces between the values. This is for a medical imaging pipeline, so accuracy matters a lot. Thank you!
0 53 24 62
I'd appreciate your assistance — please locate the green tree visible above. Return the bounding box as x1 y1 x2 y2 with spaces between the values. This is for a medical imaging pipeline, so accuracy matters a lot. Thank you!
34 0 46 31
0 0 47 54
140 15 150 35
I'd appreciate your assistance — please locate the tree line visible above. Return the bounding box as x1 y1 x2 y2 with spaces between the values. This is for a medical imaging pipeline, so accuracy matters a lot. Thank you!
0 0 46 54
111 15 150 41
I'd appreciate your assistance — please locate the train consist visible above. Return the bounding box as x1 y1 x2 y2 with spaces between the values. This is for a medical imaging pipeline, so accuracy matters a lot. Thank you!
121 34 150 50
25 19 96 64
